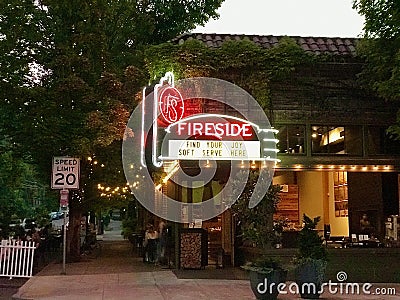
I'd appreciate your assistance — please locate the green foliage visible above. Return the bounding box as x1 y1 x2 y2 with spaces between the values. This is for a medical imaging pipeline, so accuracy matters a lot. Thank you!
231 170 282 250
33 206 52 228
242 256 285 274
353 0 400 39
130 0 224 44
356 38 400 102
353 0 400 137
103 214 111 228
0 141 57 233
0 1 50 85
217 39 263 70
1 1 225 219
297 214 327 261
145 37 313 109
121 217 138 240
0 0 224 257
294 214 327 288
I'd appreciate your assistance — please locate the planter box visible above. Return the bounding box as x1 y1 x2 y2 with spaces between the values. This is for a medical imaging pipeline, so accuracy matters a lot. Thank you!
240 246 400 283
295 259 326 299
249 269 288 300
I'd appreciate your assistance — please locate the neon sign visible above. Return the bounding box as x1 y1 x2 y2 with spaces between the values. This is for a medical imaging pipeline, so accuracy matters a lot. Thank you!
168 140 261 160
158 86 184 124
127 74 281 223
162 113 278 161
175 122 253 138
152 72 176 167
166 114 268 139
140 72 280 167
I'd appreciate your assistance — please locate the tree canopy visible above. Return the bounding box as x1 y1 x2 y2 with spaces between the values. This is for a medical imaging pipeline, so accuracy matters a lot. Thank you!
0 0 224 225
353 0 400 136
353 0 400 39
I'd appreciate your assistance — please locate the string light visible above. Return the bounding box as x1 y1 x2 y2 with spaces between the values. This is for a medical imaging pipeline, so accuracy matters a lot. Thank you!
87 156 137 200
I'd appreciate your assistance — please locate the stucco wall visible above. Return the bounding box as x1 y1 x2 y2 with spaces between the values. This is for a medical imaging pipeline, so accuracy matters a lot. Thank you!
298 171 325 231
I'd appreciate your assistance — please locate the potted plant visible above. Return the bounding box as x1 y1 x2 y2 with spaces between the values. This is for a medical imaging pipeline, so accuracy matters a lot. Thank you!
242 257 287 300
232 170 287 300
294 214 327 299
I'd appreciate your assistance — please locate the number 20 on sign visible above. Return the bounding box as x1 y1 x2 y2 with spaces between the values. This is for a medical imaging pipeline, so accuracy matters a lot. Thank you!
51 157 80 189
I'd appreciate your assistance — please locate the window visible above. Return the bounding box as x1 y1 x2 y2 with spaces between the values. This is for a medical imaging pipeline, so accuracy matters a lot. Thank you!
311 125 362 155
276 125 305 154
366 126 400 155
334 171 348 217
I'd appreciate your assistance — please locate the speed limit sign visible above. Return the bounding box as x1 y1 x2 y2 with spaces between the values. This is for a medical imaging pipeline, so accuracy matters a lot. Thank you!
51 157 80 189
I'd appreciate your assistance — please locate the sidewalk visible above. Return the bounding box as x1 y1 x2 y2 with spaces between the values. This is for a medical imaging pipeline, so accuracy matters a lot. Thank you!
12 240 400 300
10 221 400 300
13 269 255 300
12 239 255 300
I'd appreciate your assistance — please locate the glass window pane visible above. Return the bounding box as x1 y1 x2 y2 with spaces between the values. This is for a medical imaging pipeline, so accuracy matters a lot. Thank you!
277 125 305 154
311 126 362 155
366 127 383 155
344 126 363 155
277 125 288 153
367 126 400 155
311 126 332 153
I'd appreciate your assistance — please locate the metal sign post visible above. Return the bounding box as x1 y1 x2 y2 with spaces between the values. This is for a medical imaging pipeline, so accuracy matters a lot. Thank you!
52 157 80 275
60 189 69 275
62 208 67 275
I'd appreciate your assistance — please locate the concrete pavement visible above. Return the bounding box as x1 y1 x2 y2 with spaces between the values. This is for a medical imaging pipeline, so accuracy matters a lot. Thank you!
12 263 400 300
12 224 254 300
11 220 400 299
13 271 255 300
101 220 124 242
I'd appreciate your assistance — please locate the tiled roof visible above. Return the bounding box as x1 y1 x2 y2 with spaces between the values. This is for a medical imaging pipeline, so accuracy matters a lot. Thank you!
172 33 358 56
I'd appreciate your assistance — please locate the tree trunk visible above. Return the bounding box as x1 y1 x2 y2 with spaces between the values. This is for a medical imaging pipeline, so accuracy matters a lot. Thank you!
67 197 82 262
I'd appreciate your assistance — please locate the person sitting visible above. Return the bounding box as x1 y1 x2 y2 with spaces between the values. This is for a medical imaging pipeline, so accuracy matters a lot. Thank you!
360 213 373 235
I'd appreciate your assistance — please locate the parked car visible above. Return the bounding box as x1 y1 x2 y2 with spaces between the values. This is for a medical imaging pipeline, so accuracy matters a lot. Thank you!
21 218 37 232
9 219 22 228
50 212 69 231
49 212 63 220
